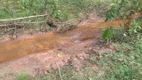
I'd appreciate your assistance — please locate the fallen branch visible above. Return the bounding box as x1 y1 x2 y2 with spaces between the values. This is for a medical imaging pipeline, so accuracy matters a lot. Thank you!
0 21 46 27
0 14 47 22
0 23 24 27
17 21 46 24
56 21 78 26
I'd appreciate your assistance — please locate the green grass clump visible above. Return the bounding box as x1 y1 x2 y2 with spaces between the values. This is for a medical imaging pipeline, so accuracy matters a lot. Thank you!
37 65 84 80
15 73 32 80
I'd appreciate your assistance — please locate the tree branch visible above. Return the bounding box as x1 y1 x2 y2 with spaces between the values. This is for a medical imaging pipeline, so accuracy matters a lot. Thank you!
0 14 46 22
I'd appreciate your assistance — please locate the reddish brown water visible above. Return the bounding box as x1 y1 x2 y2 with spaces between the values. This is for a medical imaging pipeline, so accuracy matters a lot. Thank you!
0 13 141 63
0 26 101 63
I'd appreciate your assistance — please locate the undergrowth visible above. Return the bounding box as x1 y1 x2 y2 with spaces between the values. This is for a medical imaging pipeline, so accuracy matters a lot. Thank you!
15 73 32 80
0 0 111 20
0 0 111 36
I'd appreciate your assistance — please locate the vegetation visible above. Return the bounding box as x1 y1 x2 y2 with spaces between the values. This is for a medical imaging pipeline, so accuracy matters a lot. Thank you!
0 0 111 36
0 0 111 19
97 42 142 80
15 73 32 80
105 0 142 21
103 0 142 40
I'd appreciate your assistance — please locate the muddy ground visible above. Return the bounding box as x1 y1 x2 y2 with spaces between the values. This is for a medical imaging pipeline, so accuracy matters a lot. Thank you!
0 14 116 80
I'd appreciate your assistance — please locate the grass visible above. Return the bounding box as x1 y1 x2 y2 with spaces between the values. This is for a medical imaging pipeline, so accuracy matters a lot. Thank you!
15 73 32 80
0 0 111 20
36 65 100 80
97 42 142 80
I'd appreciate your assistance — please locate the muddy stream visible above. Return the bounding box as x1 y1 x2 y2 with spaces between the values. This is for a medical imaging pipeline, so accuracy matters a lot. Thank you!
0 19 129 63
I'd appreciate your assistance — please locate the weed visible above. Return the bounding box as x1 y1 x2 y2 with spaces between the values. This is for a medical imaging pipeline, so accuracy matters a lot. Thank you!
15 73 32 80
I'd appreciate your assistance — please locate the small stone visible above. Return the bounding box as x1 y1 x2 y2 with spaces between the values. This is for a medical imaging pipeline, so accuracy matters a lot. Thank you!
74 40 81 43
